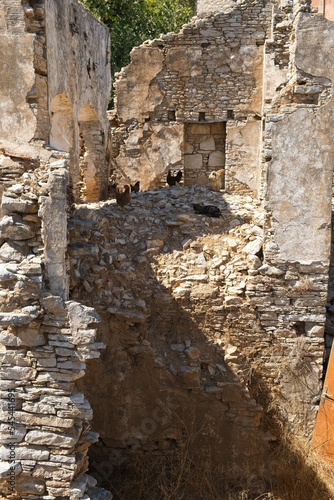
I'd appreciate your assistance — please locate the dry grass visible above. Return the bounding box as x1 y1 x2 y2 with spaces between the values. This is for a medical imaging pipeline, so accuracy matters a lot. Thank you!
289 276 312 294
91 406 334 500
268 434 334 500
104 430 334 500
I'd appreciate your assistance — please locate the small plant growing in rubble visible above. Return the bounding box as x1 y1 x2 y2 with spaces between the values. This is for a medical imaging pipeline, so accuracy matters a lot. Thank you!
291 276 312 294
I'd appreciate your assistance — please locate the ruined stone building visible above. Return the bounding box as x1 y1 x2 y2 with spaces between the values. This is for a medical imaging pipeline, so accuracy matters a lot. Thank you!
1 0 334 498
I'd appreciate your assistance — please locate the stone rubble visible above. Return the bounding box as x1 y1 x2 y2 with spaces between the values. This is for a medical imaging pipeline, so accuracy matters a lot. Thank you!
1 0 334 495
70 183 325 468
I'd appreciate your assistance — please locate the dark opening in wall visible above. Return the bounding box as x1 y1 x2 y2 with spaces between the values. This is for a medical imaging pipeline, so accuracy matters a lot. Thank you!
227 109 234 120
168 110 176 121
293 321 306 337
199 112 206 122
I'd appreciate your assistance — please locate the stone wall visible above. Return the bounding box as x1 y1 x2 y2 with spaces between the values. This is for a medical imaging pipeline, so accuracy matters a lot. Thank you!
111 0 272 195
0 144 108 499
0 0 111 203
88 0 333 491
259 5 334 422
1 0 334 497
46 0 111 201
0 0 112 498
71 188 272 486
70 183 325 493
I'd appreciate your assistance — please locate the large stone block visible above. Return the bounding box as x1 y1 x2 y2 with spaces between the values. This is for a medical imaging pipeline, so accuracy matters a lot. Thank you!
25 429 80 448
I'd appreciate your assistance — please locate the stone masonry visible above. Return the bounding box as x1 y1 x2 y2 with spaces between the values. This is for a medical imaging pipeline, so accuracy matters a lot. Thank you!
0 1 112 498
100 0 334 489
1 0 334 497
0 144 108 499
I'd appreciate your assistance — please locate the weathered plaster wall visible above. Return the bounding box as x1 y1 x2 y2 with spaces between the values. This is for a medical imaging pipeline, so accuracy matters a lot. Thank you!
0 0 51 143
41 162 69 299
45 0 111 201
111 0 272 195
46 0 110 130
0 2 37 142
227 119 262 194
267 106 333 263
264 11 334 265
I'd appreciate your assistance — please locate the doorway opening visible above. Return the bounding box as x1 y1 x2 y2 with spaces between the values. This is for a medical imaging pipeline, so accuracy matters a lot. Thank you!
183 122 226 186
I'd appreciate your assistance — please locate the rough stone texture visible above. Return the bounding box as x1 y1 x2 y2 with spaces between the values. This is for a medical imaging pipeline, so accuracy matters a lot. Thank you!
1 0 334 497
0 1 109 498
71 184 325 487
97 0 334 490
72 188 271 472
0 153 105 499
46 0 111 201
111 0 271 195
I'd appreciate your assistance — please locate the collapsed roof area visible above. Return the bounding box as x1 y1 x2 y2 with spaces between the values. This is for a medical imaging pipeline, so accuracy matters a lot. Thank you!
1 0 334 497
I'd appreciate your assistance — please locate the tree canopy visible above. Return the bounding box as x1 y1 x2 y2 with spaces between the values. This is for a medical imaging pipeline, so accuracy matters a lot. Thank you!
81 0 195 76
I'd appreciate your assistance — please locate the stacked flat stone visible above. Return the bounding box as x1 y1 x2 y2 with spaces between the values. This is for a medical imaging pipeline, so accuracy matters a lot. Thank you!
0 153 108 499
69 183 324 467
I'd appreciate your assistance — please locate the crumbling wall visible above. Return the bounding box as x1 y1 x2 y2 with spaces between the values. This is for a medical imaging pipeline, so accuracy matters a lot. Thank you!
0 0 111 202
111 0 272 194
0 0 112 497
0 1 39 142
78 0 334 492
262 0 333 402
70 183 325 494
0 144 108 499
45 0 111 202
1 0 334 496
0 0 50 143
70 188 272 490
255 0 334 427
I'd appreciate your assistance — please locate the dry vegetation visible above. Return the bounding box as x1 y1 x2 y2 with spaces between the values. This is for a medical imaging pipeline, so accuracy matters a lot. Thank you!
92 423 334 500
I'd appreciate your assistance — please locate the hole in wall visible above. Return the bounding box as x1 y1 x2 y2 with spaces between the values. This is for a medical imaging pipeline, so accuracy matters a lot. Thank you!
293 321 306 337
255 247 264 263
168 110 176 121
50 93 74 153
78 104 106 202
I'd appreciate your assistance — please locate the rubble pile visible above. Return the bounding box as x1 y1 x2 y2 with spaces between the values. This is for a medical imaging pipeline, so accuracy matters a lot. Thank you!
70 184 324 468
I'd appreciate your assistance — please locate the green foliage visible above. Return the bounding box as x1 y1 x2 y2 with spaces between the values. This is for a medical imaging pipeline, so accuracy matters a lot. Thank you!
81 0 195 75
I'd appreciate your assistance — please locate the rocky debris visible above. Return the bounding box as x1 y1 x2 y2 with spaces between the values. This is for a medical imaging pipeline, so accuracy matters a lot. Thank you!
70 182 325 469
